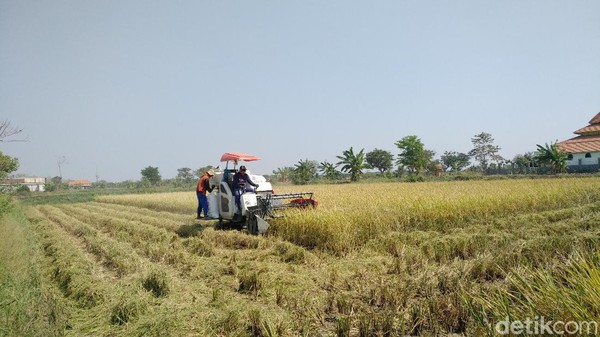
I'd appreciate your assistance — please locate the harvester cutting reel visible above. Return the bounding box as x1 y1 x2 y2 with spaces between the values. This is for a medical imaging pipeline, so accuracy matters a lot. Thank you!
246 192 318 235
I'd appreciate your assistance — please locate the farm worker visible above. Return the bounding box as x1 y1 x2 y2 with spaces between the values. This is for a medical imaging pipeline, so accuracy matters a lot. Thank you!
231 165 259 214
196 169 215 219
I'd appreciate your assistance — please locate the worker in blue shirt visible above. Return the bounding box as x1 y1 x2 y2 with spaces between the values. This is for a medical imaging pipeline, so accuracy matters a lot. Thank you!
231 165 259 214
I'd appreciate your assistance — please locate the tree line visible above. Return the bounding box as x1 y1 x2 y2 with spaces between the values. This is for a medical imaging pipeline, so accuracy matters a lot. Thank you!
270 132 568 184
135 132 568 187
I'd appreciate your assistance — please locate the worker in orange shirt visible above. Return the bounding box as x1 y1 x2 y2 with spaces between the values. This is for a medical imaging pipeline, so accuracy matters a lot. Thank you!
196 169 215 219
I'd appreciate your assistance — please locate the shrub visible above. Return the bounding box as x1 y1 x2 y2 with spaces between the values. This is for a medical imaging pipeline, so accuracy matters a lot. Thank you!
0 194 12 215
14 185 31 196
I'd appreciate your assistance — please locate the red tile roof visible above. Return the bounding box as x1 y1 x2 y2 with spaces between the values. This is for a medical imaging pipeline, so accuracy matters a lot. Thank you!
68 179 92 186
558 135 600 153
559 112 600 152
574 124 600 135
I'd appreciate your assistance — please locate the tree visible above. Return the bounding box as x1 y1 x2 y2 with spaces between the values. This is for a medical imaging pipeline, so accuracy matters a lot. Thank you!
141 166 161 185
45 176 64 192
426 158 444 176
336 147 366 182
176 167 194 182
319 161 340 180
272 167 294 183
0 120 27 143
468 132 504 172
395 136 434 174
535 142 567 174
512 152 536 174
440 151 471 173
365 149 394 174
195 165 215 179
0 152 19 179
51 176 62 186
292 159 318 185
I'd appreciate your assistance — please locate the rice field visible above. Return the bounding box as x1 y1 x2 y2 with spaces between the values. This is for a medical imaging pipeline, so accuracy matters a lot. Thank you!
98 178 600 253
5 177 600 336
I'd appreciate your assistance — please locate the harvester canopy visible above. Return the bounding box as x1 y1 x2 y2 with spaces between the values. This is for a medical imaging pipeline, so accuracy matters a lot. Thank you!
220 152 261 164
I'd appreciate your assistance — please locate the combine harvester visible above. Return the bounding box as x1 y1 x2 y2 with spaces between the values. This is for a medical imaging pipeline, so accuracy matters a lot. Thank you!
208 152 317 234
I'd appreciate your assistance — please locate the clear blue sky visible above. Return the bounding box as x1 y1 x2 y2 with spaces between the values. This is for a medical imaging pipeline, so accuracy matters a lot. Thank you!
1 1 599 182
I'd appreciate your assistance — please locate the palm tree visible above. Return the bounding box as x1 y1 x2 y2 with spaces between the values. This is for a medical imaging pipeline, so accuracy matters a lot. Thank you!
272 167 294 183
336 147 366 182
535 142 568 174
293 159 318 184
319 161 339 180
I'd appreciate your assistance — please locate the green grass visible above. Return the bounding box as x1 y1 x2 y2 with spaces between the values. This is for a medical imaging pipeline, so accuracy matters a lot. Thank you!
18 185 193 206
0 205 67 336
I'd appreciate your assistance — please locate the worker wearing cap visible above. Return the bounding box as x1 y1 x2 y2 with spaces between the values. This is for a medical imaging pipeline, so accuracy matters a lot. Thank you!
231 165 259 214
196 169 215 219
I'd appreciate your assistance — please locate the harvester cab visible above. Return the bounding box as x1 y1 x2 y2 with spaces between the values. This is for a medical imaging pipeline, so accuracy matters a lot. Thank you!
209 152 316 235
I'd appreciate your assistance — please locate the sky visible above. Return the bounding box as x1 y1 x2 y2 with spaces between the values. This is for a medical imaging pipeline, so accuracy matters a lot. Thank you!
1 1 599 182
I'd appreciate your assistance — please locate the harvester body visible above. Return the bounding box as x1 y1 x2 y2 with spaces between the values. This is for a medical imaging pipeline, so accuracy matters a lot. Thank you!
208 152 316 234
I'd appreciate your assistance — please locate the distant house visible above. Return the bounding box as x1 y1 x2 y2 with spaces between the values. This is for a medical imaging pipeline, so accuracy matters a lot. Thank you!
68 179 93 190
0 177 46 192
558 112 600 172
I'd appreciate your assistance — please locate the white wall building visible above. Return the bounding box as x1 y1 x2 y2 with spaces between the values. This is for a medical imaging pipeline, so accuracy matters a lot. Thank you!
0 177 46 192
558 112 600 172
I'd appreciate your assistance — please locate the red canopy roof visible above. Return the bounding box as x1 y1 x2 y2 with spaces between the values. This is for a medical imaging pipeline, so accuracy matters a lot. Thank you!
220 152 261 163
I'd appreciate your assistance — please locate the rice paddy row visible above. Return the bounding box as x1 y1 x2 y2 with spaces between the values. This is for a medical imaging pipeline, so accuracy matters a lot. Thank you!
26 202 339 335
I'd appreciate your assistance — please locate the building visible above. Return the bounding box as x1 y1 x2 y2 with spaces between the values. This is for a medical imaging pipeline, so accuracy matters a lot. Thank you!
558 112 600 172
0 177 46 192
68 179 93 189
